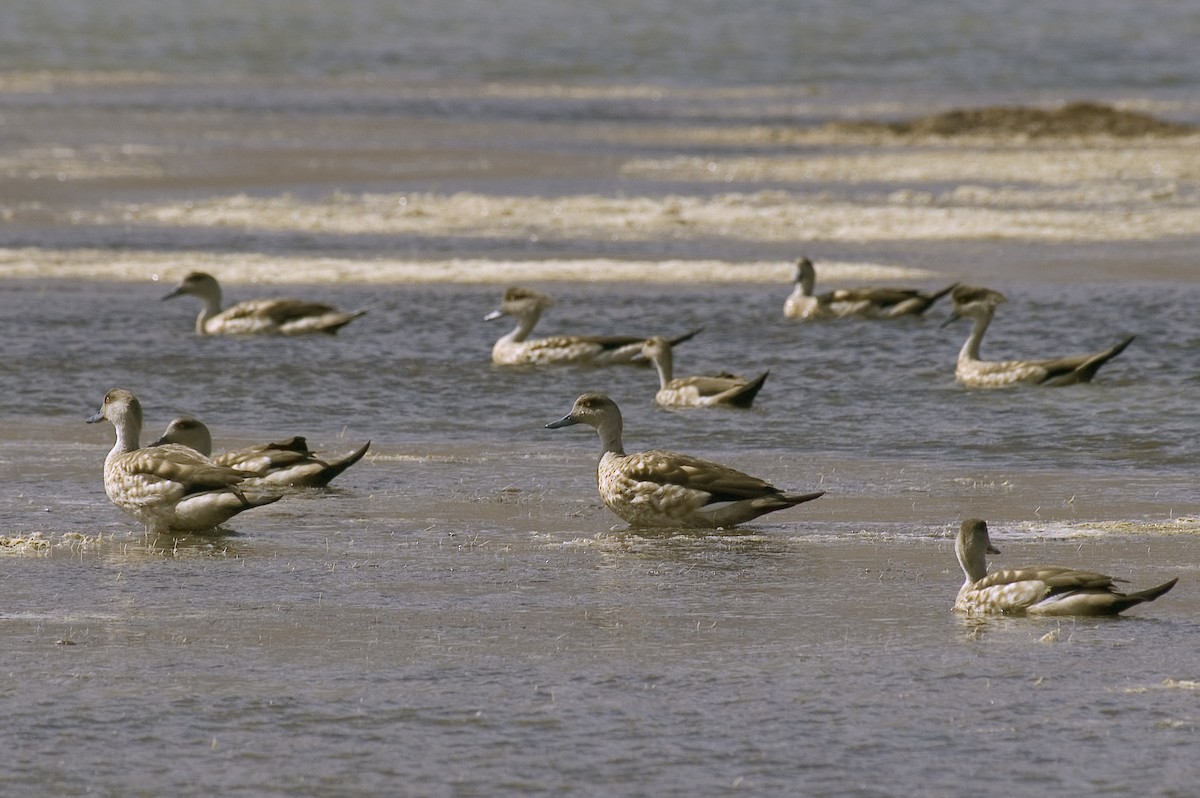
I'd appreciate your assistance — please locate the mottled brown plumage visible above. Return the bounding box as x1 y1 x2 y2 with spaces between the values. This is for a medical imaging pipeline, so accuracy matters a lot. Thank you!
485 286 700 366
954 518 1177 616
152 416 370 488
163 272 366 335
944 285 1133 388
784 257 956 320
546 392 822 528
87 388 281 534
638 336 768 408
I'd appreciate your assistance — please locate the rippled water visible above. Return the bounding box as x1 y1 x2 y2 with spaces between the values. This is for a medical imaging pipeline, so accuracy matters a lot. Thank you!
3 1 1200 795
4 276 1199 477
3 276 1199 796
4 0 1200 93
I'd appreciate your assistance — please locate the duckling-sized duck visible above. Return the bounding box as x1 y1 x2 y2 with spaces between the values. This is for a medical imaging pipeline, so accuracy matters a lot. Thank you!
163 271 366 335
944 285 1134 388
86 388 281 534
485 286 701 366
784 257 957 320
637 336 768 409
546 392 823 528
151 417 371 488
954 518 1177 616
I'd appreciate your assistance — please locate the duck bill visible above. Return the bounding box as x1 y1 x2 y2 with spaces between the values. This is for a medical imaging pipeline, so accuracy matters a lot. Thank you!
162 287 184 301
483 309 504 321
939 312 961 328
85 410 105 424
545 415 580 430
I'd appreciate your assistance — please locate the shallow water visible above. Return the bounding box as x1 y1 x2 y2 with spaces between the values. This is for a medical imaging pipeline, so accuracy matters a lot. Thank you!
4 1 1200 795
3 277 1200 797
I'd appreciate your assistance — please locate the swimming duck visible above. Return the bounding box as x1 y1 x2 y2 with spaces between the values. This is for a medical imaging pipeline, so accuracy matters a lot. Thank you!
163 271 366 335
954 518 1178 616
546 392 823 528
783 257 957 320
485 286 701 366
151 416 371 488
86 388 281 534
637 336 768 409
944 285 1134 388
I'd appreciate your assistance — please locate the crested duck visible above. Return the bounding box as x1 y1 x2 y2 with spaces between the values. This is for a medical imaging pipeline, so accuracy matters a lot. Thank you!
637 336 768 409
784 257 957 320
944 285 1133 388
954 518 1177 616
86 388 281 534
163 271 366 335
546 392 823 528
151 416 371 488
485 286 700 366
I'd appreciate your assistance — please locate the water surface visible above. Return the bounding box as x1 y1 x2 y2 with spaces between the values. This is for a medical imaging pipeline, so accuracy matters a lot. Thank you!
3 2 1200 795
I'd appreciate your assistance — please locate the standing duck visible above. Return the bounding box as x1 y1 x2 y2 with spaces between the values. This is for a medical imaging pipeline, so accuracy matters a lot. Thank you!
954 518 1177 616
546 392 823 528
86 388 281 534
784 257 957 320
944 285 1133 388
151 416 371 488
163 271 366 335
485 286 700 366
637 336 768 409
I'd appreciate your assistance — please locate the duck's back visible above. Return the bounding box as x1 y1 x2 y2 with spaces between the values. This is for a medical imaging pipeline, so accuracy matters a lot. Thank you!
210 299 363 335
494 334 645 366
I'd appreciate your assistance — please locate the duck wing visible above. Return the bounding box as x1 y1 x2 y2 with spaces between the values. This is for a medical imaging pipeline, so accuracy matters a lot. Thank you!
829 287 922 307
963 566 1120 613
119 444 251 493
1034 335 1134 385
625 449 785 503
218 298 340 326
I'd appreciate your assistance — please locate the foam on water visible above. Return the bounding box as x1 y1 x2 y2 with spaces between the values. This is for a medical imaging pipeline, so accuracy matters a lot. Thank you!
0 248 928 285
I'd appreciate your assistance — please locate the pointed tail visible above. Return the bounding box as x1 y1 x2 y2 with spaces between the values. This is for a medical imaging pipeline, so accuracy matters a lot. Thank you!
319 310 368 335
308 441 372 487
1077 334 1135 382
1118 576 1178 610
724 371 770 409
668 327 704 348
927 282 960 304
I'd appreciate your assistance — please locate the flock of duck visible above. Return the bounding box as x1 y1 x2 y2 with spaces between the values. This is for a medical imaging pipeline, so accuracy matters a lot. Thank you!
84 262 1173 618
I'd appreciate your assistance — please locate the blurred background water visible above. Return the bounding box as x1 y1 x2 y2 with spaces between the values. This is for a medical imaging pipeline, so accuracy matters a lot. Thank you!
3 0 1200 94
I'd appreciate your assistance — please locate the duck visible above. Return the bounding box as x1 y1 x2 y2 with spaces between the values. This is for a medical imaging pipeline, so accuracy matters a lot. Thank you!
484 286 701 366
637 336 768 409
944 285 1134 388
162 271 366 335
784 257 957 320
150 416 371 488
546 392 823 528
86 388 282 534
954 518 1178 616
